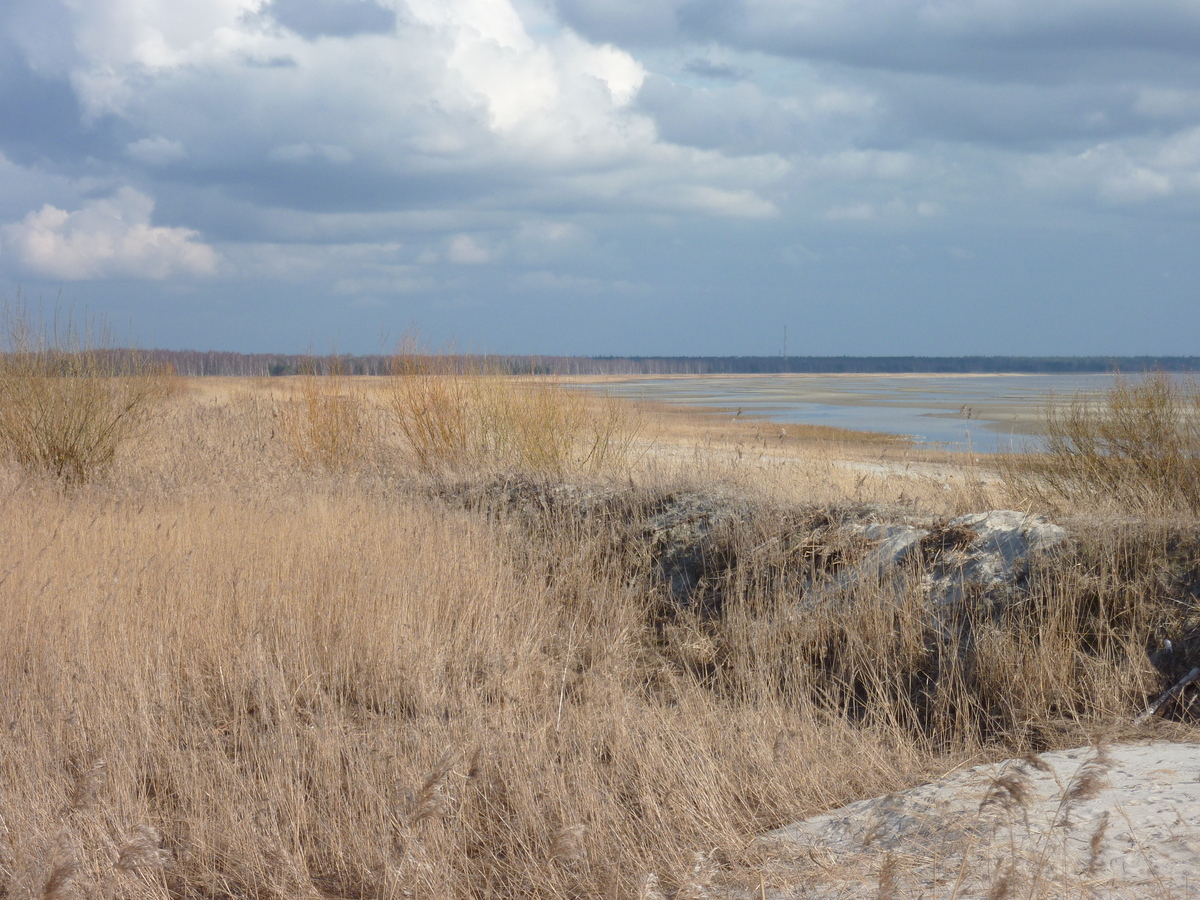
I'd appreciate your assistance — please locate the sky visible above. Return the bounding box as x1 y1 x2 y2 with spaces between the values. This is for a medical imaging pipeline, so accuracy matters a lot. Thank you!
1 0 1199 356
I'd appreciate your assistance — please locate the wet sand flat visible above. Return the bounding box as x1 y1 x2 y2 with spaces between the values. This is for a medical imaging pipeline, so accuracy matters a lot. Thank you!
571 373 1132 451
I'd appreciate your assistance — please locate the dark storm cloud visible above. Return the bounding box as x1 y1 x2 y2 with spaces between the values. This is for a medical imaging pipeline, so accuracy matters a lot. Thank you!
557 0 1200 81
265 0 397 39
552 0 683 46
673 0 1200 76
0 14 113 167
0 58 92 165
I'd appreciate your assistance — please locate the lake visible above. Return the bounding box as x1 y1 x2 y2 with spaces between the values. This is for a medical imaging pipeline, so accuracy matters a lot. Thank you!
577 373 1137 452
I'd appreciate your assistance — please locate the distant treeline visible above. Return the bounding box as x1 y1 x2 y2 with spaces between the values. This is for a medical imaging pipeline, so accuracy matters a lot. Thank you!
145 350 1200 377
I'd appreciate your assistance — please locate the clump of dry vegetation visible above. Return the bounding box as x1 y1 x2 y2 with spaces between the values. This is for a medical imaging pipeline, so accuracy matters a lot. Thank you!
1006 372 1200 515
0 295 177 484
384 337 642 477
275 354 374 473
1 369 1198 900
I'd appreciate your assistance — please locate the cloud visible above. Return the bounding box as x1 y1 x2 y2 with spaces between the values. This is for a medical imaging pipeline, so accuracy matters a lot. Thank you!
682 57 750 81
267 142 354 164
653 184 778 217
2 0 1199 362
2 187 218 280
513 269 637 293
446 233 491 264
558 0 1200 79
333 268 435 295
558 0 1200 161
551 0 688 46
818 149 914 180
125 135 187 165
0 0 783 231
265 0 397 39
1024 128 1200 206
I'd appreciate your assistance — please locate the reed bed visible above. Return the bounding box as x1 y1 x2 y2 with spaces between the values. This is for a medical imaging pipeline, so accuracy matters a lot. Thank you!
0 376 1197 899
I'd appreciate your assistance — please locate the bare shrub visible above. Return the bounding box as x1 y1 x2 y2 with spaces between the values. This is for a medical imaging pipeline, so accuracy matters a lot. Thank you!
384 334 642 477
276 354 373 473
1005 372 1200 515
0 295 178 484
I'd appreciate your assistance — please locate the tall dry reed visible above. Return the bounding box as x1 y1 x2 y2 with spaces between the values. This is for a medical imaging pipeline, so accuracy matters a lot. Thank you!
0 381 1196 900
1005 372 1200 515
275 354 373 473
0 295 177 484
384 337 642 477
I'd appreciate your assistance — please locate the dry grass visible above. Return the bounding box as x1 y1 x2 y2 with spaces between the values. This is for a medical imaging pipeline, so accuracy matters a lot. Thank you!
384 341 643 478
0 377 1197 900
1004 373 1200 516
0 295 178 485
275 356 374 473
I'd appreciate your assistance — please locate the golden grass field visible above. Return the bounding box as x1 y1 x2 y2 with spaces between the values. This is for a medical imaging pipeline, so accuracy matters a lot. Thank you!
2 372 1199 900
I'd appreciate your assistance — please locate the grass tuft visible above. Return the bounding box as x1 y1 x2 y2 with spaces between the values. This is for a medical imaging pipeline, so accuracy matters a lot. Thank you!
41 831 80 900
0 294 177 485
384 335 643 477
1005 372 1200 515
275 353 373 473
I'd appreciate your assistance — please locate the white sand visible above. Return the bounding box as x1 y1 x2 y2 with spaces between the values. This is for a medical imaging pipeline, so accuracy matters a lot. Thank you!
764 742 1200 898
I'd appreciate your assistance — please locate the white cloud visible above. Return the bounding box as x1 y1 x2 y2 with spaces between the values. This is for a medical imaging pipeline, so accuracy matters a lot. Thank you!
652 184 778 218
1025 128 1200 205
61 0 265 119
563 33 643 106
2 187 218 280
819 150 915 181
514 220 586 245
446 233 492 263
32 0 782 222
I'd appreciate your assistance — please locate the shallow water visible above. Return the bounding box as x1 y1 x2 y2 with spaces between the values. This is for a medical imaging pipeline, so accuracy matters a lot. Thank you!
582 373 1141 452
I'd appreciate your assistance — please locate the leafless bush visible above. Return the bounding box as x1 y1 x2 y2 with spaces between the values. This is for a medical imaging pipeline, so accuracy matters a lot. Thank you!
384 333 642 477
1006 372 1200 515
275 353 374 473
0 294 177 484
